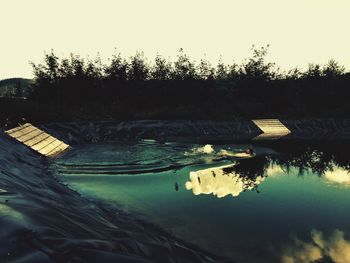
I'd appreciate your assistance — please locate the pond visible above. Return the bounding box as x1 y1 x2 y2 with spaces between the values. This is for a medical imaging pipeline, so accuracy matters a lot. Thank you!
54 140 350 263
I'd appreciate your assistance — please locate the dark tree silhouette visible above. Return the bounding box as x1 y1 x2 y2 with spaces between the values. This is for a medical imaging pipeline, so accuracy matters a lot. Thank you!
128 52 149 81
151 55 172 81
171 48 198 80
2 45 347 122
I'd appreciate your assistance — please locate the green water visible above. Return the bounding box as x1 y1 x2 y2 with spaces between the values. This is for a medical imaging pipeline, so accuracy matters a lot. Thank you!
55 142 350 263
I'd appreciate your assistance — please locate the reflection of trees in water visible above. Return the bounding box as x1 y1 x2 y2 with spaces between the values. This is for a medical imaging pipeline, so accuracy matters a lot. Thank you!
273 148 334 176
223 143 350 180
270 143 350 176
186 143 350 197
222 156 270 193
225 155 270 177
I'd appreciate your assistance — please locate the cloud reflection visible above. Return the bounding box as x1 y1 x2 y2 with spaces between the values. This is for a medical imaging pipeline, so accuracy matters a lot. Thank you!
266 165 284 177
282 229 350 263
185 164 265 198
324 167 350 187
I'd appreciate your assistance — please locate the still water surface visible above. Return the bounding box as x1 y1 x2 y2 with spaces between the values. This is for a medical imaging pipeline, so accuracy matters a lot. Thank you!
55 141 350 263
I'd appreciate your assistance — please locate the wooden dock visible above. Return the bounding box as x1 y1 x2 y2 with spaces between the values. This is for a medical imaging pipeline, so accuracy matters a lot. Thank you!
5 123 70 157
252 119 291 140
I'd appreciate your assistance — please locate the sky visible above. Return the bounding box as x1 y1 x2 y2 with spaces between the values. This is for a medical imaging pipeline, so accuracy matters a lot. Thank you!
1 0 350 78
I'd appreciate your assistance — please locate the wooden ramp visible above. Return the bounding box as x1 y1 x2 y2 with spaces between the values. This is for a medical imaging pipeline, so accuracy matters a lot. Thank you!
5 123 70 157
252 119 291 140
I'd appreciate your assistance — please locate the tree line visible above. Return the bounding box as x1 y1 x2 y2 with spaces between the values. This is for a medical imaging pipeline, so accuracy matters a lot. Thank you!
5 46 350 122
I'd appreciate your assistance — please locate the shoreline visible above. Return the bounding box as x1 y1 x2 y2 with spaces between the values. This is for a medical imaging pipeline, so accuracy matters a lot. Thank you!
41 119 350 145
0 130 231 263
1 119 350 262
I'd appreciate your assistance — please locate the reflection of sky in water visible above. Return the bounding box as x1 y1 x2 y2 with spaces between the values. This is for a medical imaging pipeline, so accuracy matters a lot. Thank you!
282 229 350 263
324 166 350 187
185 164 350 199
185 164 265 198
57 142 350 263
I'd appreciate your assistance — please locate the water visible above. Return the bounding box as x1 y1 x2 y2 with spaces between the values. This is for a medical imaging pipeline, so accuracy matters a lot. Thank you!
54 141 350 263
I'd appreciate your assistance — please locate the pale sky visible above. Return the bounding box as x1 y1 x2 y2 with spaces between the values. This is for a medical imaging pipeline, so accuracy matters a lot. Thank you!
1 0 349 78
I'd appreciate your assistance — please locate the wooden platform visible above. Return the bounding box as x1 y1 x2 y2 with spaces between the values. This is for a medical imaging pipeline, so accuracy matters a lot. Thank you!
252 119 291 140
5 123 70 157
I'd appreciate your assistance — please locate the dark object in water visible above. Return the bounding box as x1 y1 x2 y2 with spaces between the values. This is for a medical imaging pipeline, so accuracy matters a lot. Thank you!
245 147 254 155
175 182 179 191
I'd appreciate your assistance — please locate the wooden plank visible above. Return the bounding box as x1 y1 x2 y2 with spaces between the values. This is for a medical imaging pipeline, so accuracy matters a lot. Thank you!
17 130 45 143
5 123 31 134
7 125 36 138
18 128 44 141
252 119 291 140
5 123 71 157
24 133 50 147
46 143 70 157
31 136 57 152
39 140 64 155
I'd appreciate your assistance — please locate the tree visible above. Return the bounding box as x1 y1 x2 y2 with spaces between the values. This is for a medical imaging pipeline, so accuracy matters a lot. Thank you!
322 59 345 77
44 50 59 82
215 57 228 80
104 52 129 81
151 55 172 80
171 48 197 80
286 68 302 80
240 45 276 81
128 52 149 81
304 63 322 78
197 56 215 80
